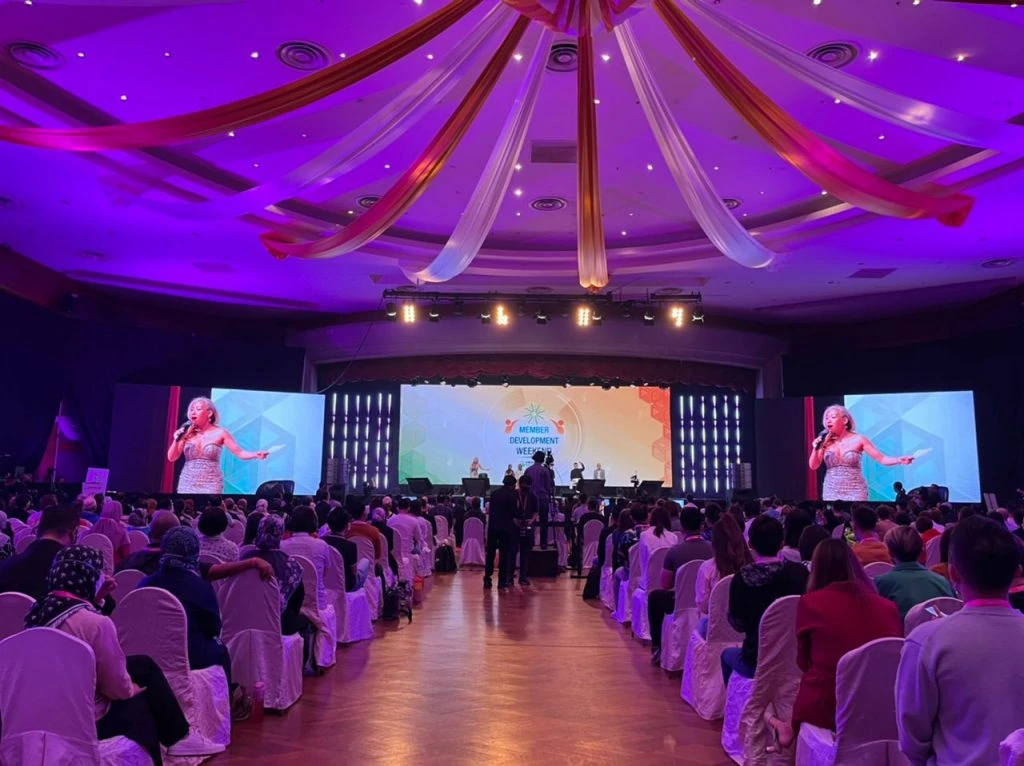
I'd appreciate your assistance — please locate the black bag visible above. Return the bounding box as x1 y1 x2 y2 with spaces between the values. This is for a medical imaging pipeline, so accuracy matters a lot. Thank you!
435 543 458 573
382 580 413 623
581 563 602 600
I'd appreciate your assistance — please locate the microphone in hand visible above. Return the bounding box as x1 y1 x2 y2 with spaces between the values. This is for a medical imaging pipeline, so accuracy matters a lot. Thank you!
174 420 193 442
813 428 829 450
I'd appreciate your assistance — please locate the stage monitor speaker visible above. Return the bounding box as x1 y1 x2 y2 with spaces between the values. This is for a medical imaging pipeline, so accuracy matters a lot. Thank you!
527 547 559 577
578 479 606 497
407 477 434 495
461 477 489 496
255 480 294 501
637 480 664 496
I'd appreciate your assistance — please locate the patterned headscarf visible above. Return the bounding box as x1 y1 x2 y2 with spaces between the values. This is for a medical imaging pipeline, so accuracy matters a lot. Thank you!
159 526 201 574
256 514 285 551
25 545 104 628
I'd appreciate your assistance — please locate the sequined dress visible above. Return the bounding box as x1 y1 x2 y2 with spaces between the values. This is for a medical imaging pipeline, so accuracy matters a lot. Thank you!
178 441 224 494
822 449 868 502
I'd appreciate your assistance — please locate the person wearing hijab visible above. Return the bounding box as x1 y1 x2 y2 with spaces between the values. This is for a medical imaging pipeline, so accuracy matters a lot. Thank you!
0 511 12 562
91 499 132 565
26 545 221 762
238 515 306 635
139 527 231 682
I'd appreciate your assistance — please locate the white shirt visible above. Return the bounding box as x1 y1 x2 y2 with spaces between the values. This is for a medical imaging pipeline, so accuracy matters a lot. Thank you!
281 532 334 610
417 516 433 549
638 528 678 584
388 513 424 558
694 557 720 617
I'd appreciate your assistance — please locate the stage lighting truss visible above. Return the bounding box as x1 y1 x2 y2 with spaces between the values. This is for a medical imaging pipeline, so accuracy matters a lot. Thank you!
380 290 703 327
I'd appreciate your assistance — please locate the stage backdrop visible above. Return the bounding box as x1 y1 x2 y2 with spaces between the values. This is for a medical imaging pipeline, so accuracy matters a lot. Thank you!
398 385 671 487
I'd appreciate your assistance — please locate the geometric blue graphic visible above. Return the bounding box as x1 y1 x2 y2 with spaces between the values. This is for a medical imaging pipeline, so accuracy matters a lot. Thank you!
844 391 980 502
212 388 325 494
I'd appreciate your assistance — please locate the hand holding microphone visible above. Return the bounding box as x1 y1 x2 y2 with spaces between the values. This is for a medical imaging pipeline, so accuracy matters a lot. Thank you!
174 420 195 442
813 428 830 450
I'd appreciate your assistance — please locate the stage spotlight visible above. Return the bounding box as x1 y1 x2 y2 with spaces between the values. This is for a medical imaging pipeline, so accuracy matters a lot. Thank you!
480 309 492 325
592 308 603 326
495 304 510 327
401 303 417 324
692 303 705 323
563 380 571 388
428 304 440 323
439 378 447 385
576 305 592 327
669 304 685 328
642 307 655 326
535 310 548 325
385 302 397 321
502 377 510 388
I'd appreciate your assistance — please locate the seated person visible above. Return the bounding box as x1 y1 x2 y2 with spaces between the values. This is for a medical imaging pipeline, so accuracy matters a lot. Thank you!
239 515 308 637
0 504 82 602
116 511 180 575
780 510 813 564
929 527 954 582
91 500 132 566
342 496 383 561
851 505 891 566
798 524 830 564
322 508 370 592
25 545 221 762
695 514 751 637
767 540 902 748
280 508 334 610
875 526 956 620
897 516 1024 766
723 515 809 685
197 507 238 562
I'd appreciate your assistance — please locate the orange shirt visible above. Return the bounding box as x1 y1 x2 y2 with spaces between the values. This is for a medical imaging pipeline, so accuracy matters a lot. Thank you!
853 538 891 566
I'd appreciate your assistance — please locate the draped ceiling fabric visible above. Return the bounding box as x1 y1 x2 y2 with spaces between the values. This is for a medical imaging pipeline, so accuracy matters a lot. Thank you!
683 0 1024 155
143 3 516 220
654 0 975 227
615 21 775 269
261 15 531 260
0 0 483 150
502 0 647 33
406 26 553 283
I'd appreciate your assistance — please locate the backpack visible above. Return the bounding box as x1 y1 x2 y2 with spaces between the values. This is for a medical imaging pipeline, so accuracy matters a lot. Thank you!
434 543 458 573
382 580 413 623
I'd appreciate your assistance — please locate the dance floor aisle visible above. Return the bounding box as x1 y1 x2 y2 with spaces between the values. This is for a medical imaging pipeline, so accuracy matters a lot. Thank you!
220 573 732 765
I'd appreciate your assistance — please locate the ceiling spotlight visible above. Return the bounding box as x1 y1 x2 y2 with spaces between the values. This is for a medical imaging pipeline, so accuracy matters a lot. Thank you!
426 54 434 60
513 188 523 197
347 209 355 215
592 308 603 326
501 377 510 387
646 163 654 171
713 165 720 171
812 0 821 5
878 134 885 140
601 53 611 62
120 95 128 101
514 163 522 171
563 380 571 388
535 310 548 325
955 53 966 63
868 50 879 61
669 305 686 328
227 131 236 137
834 98 841 104
77 52 86 58
692 303 705 323
250 51 260 59
479 309 492 325
495 304 510 327
413 0 423 5
401 303 416 324
385 302 398 321
428 304 440 323
642 307 655 326
577 305 592 327
620 230 627 237
513 52 523 62
913 0 920 4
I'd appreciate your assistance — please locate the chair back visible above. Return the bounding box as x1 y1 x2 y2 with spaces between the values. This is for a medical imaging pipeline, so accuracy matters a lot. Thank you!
583 519 603 547
391 527 410 559
833 637 905 759
113 587 191 684
128 530 148 553
627 544 641 589
353 536 375 565
463 518 485 547
435 515 450 543
642 547 668 591
323 546 347 595
1001 729 1024 766
78 533 114 575
14 535 33 554
752 595 801 681
672 559 703 616
224 522 245 545
904 596 964 634
603 535 615 570
925 536 943 568
0 592 33 641
831 524 847 539
113 568 146 595
199 552 224 566
0 628 98 745
706 575 742 643
219 568 285 636
863 561 893 578
378 532 390 568
294 555 324 615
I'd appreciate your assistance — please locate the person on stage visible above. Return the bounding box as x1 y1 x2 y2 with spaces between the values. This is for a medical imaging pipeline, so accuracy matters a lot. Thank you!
594 463 606 481
809 404 913 502
167 397 269 494
505 464 515 478
469 457 484 479
569 462 586 489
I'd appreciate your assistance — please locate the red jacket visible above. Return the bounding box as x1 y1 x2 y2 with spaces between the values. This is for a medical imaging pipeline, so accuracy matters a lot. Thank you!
792 581 903 729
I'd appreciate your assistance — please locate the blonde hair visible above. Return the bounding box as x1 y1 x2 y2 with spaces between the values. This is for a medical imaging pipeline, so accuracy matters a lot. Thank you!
188 396 219 425
823 404 856 433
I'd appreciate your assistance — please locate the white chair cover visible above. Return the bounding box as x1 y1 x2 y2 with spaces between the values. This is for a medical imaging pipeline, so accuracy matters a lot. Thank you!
198 552 224 566
113 569 146 595
660 559 703 672
326 547 374 644
128 530 148 553
581 519 603 570
390 528 415 582
0 628 152 766
863 561 893 578
224 523 245 546
379 533 396 589
904 597 964 635
1001 729 1024 766
631 547 669 641
831 525 847 539
0 591 33 641
612 545 641 625
796 637 907 766
352 537 381 618
113 587 231 749
551 526 567 568
924 537 942 568
218 569 303 710
682 574 742 720
722 594 801 766
79 533 114 576
435 516 453 547
295 555 338 669
8 519 26 533
599 535 617 611
460 518 486 567
418 519 435 577
14 535 33 554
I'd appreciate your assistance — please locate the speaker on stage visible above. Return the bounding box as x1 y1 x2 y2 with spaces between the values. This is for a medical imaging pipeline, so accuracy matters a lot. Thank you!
255 480 294 501
578 479 606 497
407 477 434 495
636 480 664 497
461 477 489 496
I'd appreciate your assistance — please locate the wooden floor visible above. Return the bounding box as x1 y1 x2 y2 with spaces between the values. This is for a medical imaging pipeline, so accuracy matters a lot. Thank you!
218 572 731 765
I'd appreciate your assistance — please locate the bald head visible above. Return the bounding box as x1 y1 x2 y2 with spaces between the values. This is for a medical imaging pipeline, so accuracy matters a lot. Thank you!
149 510 180 544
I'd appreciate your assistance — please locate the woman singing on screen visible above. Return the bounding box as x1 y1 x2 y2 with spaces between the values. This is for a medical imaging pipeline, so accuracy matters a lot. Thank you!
167 397 269 494
809 404 914 502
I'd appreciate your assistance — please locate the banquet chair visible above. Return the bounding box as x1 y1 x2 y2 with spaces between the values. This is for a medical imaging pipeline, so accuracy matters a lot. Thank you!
14 533 35 555
796 637 908 766
352 536 381 619
0 628 152 765
924 537 943 568
631 547 669 641
113 568 146 595
218 569 303 710
722 594 801 765
390 528 416 582
660 559 703 672
904 596 963 635
863 561 893 579
682 574 743 720
326 547 374 644
612 545 641 626
114 587 231 748
831 525 847 540
460 518 486 567
79 533 115 576
378 533 396 588
1001 729 1024 766
554 526 568 568
581 519 603 571
599 536 617 611
0 591 33 641
434 515 454 548
295 555 338 669
224 522 245 546
417 522 435 578
128 530 149 553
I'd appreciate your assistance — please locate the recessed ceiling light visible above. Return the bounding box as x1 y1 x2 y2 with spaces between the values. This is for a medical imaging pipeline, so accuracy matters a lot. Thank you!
759 190 765 195
76 52 85 58
347 209 355 215
878 134 885 140
253 163 259 168
513 52 523 62
868 50 879 61
628 212 634 217
834 98 841 104
821 190 828 195
955 53 966 62
812 0 821 5
384 164 391 169
981 258 1016 269
620 230 627 236
300 133 307 138
119 94 127 101
601 53 611 62
227 131 236 137
339 53 347 59
515 211 522 216
413 0 423 5
426 54 434 60
24 0 32 5
514 163 522 171
742 213 748 217
713 165 719 171
163 52 171 57
594 98 600 105
913 0 920 4
250 51 259 59
646 163 654 171
513 188 523 197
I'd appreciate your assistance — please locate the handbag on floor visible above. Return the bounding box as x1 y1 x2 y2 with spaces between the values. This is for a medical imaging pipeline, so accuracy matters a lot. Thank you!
382 580 414 623
434 543 458 573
